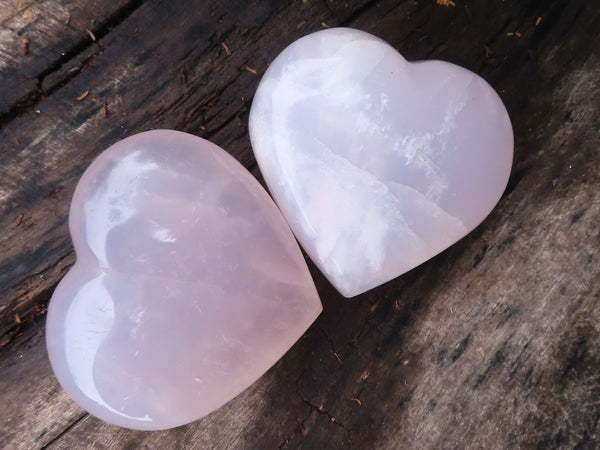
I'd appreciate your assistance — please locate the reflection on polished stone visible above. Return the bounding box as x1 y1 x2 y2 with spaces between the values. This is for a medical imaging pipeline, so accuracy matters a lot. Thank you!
250 28 514 297
46 130 322 430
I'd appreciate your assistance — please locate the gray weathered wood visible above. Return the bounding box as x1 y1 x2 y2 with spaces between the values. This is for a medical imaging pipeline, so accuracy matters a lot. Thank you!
0 0 140 116
0 0 599 448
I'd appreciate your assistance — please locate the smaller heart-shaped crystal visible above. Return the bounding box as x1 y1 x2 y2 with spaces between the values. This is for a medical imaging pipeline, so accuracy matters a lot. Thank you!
250 28 513 297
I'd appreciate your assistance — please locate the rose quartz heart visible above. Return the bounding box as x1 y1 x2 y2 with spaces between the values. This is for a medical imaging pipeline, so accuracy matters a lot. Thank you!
45 130 322 430
249 28 514 297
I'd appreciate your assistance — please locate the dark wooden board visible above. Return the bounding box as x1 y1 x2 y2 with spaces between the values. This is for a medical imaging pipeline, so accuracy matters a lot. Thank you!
0 0 599 448
0 0 142 117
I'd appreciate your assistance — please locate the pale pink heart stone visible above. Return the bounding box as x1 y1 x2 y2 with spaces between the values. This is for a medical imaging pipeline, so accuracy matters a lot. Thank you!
249 28 514 297
45 130 322 430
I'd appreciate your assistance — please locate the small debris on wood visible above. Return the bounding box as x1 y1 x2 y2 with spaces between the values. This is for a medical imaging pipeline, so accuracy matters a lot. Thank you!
65 14 71 25
186 97 214 121
321 22 330 28
334 352 343 365
15 214 24 227
33 304 48 316
297 20 306 29
48 185 63 198
402 359 410 366
245 65 258 75
86 28 97 41
80 60 92 73
15 313 21 324
506 32 514 36
351 398 362 406
15 0 26 12
221 42 231 56
102 102 108 117
515 31 522 37
76 90 90 101
535 16 542 26
436 0 456 6
20 38 29 55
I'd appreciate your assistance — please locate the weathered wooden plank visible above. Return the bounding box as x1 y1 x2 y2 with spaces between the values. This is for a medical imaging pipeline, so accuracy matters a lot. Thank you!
0 0 599 448
0 0 36 26
0 326 85 449
0 0 140 116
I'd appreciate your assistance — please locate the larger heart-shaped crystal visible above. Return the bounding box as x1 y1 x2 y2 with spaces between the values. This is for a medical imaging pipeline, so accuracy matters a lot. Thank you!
45 130 322 430
249 28 513 297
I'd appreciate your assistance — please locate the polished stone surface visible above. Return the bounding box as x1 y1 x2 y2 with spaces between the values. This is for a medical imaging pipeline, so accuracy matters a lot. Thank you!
249 28 514 297
46 130 322 430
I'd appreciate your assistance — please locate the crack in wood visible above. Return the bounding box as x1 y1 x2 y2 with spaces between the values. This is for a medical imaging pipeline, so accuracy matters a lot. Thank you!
339 0 384 27
0 0 148 129
0 251 74 343
39 412 88 450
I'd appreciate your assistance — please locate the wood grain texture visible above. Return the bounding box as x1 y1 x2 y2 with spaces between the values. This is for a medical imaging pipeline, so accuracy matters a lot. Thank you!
0 0 598 448
0 0 141 117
